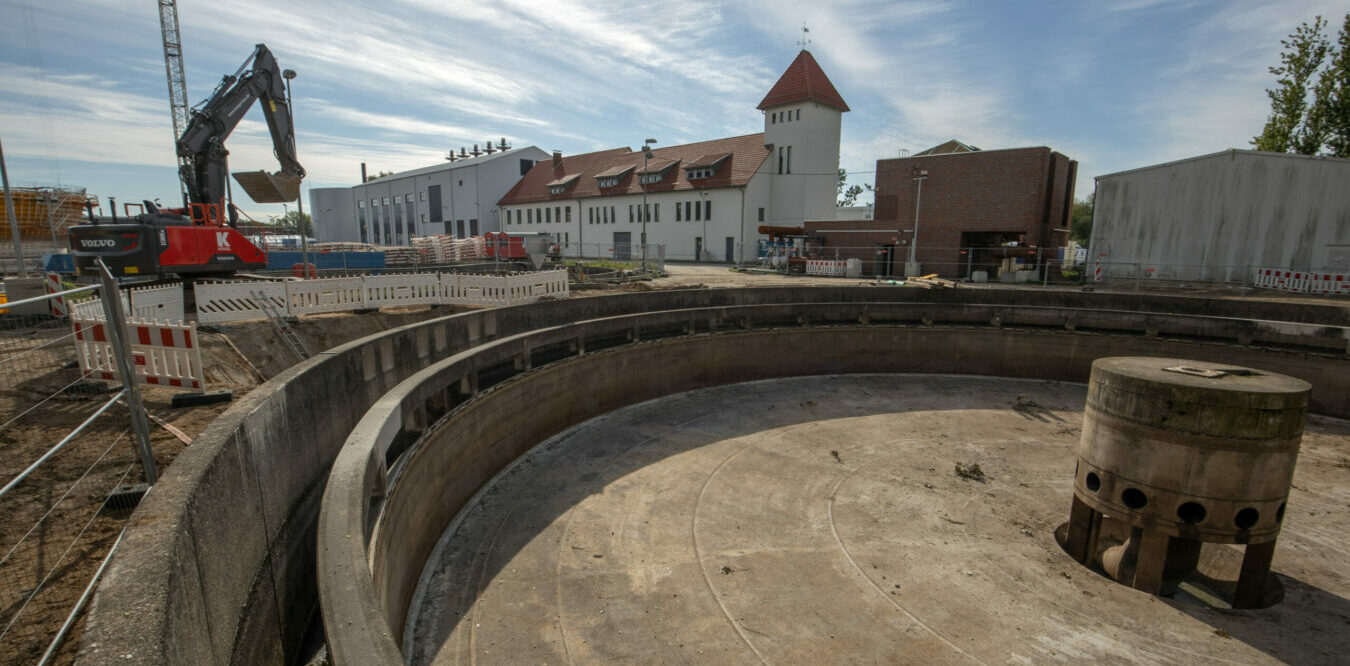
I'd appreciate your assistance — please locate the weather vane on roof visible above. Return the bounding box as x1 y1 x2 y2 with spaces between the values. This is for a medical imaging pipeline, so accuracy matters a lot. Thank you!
798 22 811 49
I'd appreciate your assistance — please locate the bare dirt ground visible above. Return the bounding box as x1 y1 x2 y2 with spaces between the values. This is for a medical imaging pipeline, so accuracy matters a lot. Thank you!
408 375 1350 665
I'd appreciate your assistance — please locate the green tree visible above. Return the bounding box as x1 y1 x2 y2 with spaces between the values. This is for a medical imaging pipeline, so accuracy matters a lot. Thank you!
1252 15 1350 155
268 210 312 236
365 171 394 182
1070 192 1094 245
837 168 864 206
1318 14 1350 156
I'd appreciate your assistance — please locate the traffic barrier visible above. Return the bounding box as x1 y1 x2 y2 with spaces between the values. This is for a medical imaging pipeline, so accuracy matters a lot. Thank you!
1254 267 1350 295
71 316 205 391
128 282 184 321
45 273 67 317
805 259 847 277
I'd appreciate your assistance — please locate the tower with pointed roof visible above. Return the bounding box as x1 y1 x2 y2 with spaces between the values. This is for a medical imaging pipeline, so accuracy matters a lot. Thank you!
758 49 849 227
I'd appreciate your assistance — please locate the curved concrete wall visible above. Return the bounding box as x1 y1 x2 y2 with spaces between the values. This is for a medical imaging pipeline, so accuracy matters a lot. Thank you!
80 287 1350 665
317 300 1350 665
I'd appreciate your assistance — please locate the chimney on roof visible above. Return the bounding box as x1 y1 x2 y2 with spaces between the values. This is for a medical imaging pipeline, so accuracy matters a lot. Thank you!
552 150 562 169
360 162 367 182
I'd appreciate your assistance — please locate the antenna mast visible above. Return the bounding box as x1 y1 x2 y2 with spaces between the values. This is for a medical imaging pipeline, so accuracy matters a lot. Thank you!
158 0 190 203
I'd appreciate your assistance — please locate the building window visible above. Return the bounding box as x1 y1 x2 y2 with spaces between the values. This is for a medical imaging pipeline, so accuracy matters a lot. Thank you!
694 201 701 221
470 219 478 236
758 207 765 222
676 202 682 221
796 108 801 120
420 213 426 224
654 203 660 222
685 201 691 221
597 176 620 188
547 185 566 195
555 206 561 223
546 207 552 223
405 194 413 203
458 180 463 186
420 191 427 201
565 206 572 222
588 208 594 224
686 167 713 180
786 146 792 174
639 173 663 185
705 200 711 220
610 205 616 223
772 112 777 124
778 147 784 174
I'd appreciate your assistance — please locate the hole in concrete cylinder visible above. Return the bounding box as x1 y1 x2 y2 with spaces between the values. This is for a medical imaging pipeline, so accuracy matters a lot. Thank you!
1085 472 1100 492
1235 507 1260 530
1276 502 1286 523
1121 487 1147 510
1176 501 1206 525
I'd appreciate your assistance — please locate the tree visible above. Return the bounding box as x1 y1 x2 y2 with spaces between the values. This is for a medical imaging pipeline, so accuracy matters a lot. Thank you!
837 168 864 207
268 210 312 236
1253 14 1350 157
1070 192 1094 245
365 171 394 182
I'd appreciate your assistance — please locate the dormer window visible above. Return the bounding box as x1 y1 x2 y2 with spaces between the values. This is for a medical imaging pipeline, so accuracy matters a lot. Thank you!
545 173 579 195
638 173 663 185
684 153 730 181
636 158 677 185
594 164 635 189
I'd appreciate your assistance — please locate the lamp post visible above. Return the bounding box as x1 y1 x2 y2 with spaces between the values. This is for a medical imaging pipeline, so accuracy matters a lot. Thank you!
641 138 656 273
282 68 308 276
906 167 928 277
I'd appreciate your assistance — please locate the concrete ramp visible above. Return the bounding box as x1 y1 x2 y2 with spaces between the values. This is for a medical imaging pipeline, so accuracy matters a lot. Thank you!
232 170 300 203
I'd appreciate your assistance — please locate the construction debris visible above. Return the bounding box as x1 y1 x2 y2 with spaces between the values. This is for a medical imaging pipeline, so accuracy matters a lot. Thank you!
907 274 958 289
954 462 986 482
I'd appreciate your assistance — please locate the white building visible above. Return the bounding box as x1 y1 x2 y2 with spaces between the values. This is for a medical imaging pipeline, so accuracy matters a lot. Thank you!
497 50 848 263
309 145 550 245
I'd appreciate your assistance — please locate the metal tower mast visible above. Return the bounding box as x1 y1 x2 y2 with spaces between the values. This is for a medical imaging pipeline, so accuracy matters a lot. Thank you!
158 0 190 203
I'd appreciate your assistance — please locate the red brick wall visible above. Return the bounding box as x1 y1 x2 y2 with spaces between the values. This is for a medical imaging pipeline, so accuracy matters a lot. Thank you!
815 147 1076 277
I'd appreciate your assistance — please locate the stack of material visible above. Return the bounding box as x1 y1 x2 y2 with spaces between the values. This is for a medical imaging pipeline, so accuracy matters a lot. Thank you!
410 235 486 263
906 274 958 289
382 246 421 266
311 241 379 253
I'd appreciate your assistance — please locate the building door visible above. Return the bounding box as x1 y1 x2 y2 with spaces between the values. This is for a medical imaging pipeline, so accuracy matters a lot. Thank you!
695 237 703 262
428 185 442 225
470 219 478 236
725 237 735 263
457 220 465 238
876 244 894 277
614 232 631 260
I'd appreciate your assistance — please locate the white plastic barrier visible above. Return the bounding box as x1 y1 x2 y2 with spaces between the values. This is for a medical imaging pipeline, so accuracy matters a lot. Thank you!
195 270 569 323
129 282 185 321
194 280 286 324
71 316 205 391
287 277 366 316
68 293 130 321
363 273 442 308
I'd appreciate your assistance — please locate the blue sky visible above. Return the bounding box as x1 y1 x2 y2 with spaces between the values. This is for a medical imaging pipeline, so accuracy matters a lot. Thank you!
1 0 1344 222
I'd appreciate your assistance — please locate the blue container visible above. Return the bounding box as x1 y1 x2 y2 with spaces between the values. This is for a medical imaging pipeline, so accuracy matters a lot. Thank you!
42 253 76 274
265 251 385 271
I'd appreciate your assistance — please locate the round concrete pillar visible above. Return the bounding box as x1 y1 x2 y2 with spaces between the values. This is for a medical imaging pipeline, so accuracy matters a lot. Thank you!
1060 357 1310 608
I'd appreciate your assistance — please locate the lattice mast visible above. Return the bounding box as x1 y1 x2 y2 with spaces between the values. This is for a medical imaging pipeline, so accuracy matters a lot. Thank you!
158 0 190 205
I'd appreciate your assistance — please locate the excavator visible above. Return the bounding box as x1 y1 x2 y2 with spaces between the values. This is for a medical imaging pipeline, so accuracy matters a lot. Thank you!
69 43 305 278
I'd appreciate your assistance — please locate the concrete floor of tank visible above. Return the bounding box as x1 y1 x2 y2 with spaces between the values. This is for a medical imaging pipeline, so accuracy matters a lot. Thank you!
404 374 1350 665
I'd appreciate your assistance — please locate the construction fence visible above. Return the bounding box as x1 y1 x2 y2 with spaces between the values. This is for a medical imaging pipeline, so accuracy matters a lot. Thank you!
0 275 157 665
194 269 570 324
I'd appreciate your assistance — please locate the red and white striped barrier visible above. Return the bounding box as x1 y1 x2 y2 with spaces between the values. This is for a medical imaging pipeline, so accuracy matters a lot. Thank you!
45 272 68 318
1253 267 1350 296
805 259 847 277
71 317 205 391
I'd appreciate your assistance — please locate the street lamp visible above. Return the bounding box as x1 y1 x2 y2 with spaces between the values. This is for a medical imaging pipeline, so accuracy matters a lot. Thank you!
906 167 928 277
282 68 309 276
641 138 656 273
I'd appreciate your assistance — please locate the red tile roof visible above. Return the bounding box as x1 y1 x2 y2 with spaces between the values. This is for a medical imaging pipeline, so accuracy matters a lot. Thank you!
686 152 732 168
498 134 771 206
757 50 849 112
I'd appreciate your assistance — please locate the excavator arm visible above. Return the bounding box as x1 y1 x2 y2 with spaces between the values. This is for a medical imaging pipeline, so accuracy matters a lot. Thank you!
177 43 305 224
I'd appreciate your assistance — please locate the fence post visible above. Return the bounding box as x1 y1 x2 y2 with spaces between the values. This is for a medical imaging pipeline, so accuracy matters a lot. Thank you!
97 259 157 484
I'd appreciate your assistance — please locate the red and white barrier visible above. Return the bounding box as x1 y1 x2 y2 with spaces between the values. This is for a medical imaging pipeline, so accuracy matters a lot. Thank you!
71 317 205 391
805 259 847 277
1253 267 1350 295
45 273 68 318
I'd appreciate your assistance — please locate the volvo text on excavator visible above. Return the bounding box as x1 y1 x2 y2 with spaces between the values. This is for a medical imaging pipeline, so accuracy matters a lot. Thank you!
69 43 305 278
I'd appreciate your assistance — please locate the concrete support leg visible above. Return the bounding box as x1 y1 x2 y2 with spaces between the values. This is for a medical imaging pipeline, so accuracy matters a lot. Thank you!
1233 540 1277 609
1064 495 1097 564
1130 529 1171 595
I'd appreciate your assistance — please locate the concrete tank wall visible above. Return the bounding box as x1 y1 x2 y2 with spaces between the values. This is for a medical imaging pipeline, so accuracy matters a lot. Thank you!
1092 150 1350 282
80 287 1350 665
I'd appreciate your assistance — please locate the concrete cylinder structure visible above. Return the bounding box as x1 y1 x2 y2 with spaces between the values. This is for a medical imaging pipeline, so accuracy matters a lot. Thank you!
1061 357 1310 608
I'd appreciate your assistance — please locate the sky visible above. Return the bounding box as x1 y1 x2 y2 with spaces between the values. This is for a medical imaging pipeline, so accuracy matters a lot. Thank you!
1 0 1345 223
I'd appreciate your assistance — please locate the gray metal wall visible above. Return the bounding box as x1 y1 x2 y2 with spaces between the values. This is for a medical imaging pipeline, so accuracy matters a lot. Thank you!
1091 150 1350 282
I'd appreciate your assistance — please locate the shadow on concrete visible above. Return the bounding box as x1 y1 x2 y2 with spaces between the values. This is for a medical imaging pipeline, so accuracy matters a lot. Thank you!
1167 574 1350 665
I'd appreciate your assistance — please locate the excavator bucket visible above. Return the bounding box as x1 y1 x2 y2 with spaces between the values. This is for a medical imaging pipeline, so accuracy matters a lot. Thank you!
232 170 301 204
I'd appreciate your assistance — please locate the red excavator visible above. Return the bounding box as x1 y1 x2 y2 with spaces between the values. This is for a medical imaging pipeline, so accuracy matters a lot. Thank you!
69 44 304 278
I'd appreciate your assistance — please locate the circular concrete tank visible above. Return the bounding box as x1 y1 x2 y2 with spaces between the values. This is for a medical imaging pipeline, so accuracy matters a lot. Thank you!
1062 357 1310 607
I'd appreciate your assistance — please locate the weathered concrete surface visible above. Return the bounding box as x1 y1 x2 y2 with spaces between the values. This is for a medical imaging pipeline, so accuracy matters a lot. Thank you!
406 375 1350 665
82 286 1350 666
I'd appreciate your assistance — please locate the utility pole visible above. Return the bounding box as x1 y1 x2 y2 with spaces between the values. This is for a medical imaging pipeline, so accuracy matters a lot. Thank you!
640 138 656 273
0 137 27 277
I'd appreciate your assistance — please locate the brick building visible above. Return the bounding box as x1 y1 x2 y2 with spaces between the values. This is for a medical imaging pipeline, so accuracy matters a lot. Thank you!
806 145 1076 278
